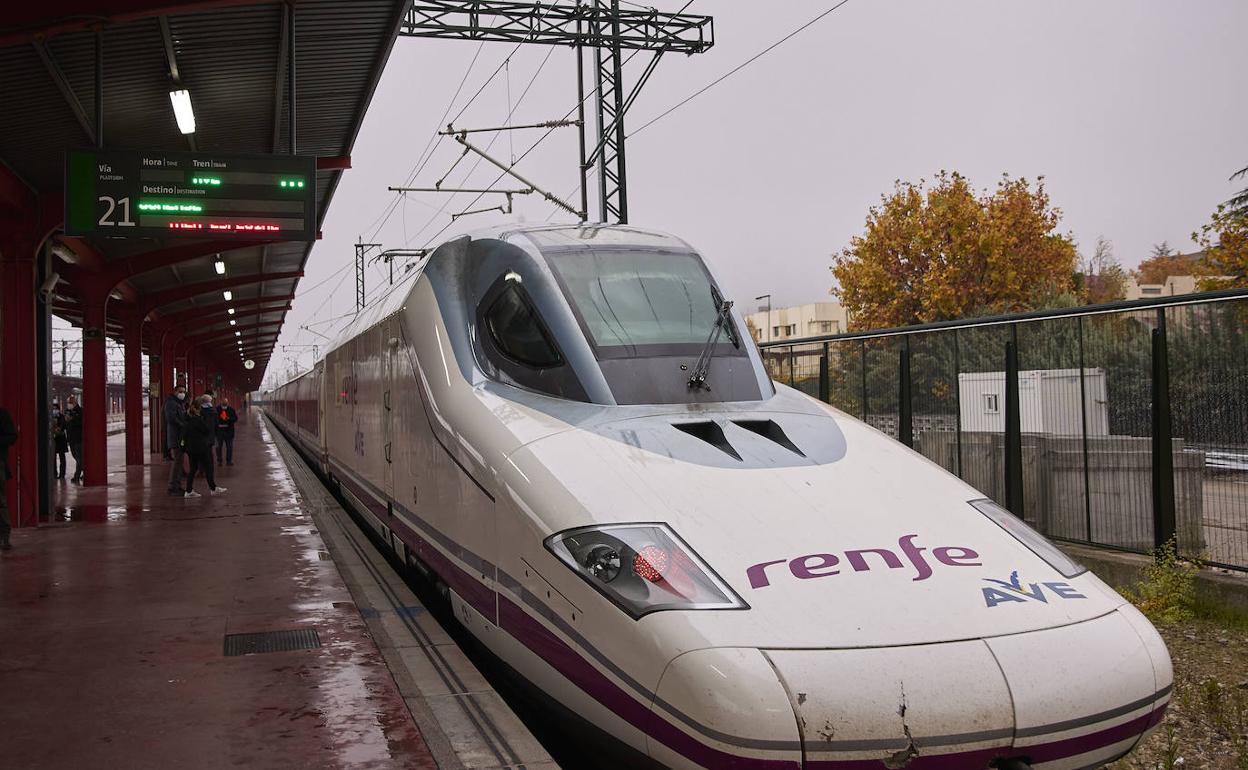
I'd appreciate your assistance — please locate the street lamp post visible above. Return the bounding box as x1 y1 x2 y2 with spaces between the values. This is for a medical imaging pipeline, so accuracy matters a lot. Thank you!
755 294 772 344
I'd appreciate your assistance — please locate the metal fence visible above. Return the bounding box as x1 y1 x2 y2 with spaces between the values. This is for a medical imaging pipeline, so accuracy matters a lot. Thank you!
759 289 1248 571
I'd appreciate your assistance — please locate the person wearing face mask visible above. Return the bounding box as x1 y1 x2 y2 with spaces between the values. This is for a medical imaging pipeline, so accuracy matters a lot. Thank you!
183 396 226 498
50 398 68 480
214 396 238 466
62 394 84 483
164 385 190 496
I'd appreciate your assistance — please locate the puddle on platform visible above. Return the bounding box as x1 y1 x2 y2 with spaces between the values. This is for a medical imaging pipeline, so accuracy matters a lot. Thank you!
53 504 155 522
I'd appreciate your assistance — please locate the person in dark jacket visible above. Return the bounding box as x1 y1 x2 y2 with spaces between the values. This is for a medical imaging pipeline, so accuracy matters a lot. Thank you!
51 399 68 480
0 406 17 551
214 397 238 466
164 385 189 496
183 396 226 498
62 394 83 483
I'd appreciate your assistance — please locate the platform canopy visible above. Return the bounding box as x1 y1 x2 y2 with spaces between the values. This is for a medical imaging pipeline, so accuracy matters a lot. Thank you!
0 0 407 386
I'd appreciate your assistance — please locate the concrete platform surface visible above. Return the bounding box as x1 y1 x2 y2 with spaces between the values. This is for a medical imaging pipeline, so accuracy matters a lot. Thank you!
0 414 438 769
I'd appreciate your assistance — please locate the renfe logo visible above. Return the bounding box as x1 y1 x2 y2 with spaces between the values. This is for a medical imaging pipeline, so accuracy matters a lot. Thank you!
746 534 980 589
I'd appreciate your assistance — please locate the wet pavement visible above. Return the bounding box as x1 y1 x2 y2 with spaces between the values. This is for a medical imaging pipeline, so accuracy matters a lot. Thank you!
0 414 438 769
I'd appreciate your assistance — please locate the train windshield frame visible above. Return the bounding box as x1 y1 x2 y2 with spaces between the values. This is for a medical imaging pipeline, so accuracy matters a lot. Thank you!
545 249 743 361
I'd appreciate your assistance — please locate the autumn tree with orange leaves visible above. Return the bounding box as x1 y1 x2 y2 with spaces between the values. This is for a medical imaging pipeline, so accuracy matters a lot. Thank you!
1192 203 1248 290
831 172 1078 330
1135 243 1203 285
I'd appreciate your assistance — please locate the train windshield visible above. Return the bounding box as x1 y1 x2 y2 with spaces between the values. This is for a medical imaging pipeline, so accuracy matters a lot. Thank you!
546 250 739 359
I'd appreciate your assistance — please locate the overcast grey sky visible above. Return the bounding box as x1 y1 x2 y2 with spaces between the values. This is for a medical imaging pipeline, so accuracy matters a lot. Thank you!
268 0 1248 383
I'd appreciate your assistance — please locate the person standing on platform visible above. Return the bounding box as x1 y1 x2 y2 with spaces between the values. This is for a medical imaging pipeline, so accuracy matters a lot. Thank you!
214 397 238 466
0 406 16 551
164 385 189 496
63 394 83 484
183 397 225 498
50 399 68 480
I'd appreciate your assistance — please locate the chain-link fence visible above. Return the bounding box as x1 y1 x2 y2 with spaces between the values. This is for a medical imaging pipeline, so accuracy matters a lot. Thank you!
759 290 1248 571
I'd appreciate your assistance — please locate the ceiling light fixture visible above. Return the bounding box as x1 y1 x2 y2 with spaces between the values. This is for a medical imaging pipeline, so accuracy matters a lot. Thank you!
223 290 233 301
169 89 196 134
227 308 235 315
214 256 226 275
50 242 79 264
229 319 236 326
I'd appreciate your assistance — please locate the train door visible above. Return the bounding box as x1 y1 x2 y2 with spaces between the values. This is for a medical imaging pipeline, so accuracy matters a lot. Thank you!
382 316 395 503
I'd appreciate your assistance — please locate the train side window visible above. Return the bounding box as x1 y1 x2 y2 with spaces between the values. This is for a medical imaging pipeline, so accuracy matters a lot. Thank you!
476 274 588 402
485 283 563 368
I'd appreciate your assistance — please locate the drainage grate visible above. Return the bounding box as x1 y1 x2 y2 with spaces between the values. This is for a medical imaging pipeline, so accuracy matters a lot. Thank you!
223 629 322 657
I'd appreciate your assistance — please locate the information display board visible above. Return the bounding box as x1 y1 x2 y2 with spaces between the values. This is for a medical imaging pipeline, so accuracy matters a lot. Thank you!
65 149 317 241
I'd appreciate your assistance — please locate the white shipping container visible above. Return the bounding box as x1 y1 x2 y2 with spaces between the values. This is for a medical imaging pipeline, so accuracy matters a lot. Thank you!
958 368 1109 436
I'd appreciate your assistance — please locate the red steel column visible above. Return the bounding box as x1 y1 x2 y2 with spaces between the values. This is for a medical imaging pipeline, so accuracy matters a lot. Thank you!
122 314 144 465
80 299 108 486
0 228 39 526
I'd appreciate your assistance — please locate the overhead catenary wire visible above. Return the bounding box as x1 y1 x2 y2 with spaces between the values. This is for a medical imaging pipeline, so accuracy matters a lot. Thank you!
298 0 695 351
403 43 559 248
407 0 700 244
291 40 499 349
629 0 853 138
406 0 696 244
360 42 487 240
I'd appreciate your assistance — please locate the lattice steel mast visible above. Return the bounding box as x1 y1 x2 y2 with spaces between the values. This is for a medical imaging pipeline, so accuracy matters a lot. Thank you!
398 1 714 224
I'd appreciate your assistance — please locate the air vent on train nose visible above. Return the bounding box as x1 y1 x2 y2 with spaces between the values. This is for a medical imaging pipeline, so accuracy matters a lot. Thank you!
732 419 806 457
673 421 741 461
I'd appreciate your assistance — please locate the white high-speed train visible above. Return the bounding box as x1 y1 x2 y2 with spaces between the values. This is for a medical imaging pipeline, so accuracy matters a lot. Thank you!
263 224 1171 770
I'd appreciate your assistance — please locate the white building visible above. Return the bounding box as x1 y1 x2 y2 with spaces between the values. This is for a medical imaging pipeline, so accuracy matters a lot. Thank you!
958 369 1109 436
744 302 851 344
1123 274 1201 301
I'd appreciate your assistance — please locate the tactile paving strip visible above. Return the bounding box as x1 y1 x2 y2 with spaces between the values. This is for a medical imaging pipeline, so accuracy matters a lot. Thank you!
223 629 322 657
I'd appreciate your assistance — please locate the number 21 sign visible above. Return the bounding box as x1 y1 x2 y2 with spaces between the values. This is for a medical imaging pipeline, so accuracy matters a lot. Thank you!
65 148 316 241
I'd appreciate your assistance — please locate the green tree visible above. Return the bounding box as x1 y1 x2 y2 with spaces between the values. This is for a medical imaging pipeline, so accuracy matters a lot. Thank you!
1229 164 1248 216
831 172 1078 331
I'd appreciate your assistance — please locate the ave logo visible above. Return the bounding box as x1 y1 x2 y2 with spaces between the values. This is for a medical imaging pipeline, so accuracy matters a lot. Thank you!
982 570 1086 608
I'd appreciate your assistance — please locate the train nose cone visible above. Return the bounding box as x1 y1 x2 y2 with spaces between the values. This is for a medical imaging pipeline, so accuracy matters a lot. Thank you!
983 607 1172 769
649 609 1170 769
764 640 1015 768
760 612 1169 769
648 648 803 769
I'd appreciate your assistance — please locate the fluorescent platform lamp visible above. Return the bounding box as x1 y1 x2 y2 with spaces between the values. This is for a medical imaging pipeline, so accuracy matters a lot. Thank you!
51 242 79 264
229 319 237 326
223 290 233 301
214 257 226 275
169 89 196 134
227 308 235 315
235 331 241 337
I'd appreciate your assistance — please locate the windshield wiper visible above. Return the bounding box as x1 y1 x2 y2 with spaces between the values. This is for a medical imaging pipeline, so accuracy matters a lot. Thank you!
687 297 735 391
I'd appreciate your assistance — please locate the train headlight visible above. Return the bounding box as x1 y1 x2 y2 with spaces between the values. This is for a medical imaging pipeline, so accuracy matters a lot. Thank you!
971 499 1086 578
546 523 749 619
584 544 622 582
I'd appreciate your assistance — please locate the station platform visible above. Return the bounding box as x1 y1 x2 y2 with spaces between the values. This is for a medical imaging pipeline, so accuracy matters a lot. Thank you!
1 413 552 770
